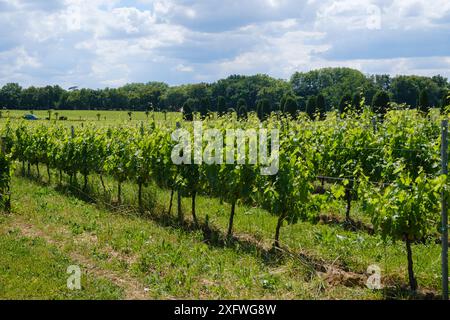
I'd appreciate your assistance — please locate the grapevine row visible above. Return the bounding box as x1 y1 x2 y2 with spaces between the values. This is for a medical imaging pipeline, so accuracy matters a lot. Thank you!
0 109 447 291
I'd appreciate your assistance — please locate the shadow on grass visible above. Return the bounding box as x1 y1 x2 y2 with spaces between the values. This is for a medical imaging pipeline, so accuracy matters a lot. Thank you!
19 171 325 272
144 207 289 268
54 183 97 204
20 171 287 267
382 285 440 300
317 214 374 235
17 170 440 298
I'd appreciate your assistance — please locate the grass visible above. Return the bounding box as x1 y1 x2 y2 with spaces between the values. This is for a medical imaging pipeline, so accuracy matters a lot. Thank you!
0 109 182 126
0 174 388 300
0 216 123 300
2 164 445 300
149 181 443 295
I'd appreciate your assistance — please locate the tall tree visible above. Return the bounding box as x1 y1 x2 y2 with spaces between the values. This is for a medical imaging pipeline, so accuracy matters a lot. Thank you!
0 83 22 109
283 96 298 117
256 98 271 120
237 98 248 119
217 96 226 115
390 76 419 108
316 94 326 120
200 97 211 117
182 99 194 121
352 92 363 114
306 96 316 120
339 93 352 115
290 67 368 108
372 90 390 117
418 90 430 114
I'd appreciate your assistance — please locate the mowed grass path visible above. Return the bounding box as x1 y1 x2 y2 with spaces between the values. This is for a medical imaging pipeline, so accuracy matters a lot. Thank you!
0 176 385 300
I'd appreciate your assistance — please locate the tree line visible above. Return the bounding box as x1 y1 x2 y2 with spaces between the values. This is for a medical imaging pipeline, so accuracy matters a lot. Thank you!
0 68 449 114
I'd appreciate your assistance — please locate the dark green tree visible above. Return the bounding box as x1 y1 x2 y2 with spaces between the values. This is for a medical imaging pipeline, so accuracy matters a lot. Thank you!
352 92 363 114
372 90 390 116
418 89 430 114
283 96 298 117
390 76 419 109
183 99 194 121
306 96 316 120
290 67 368 108
390 75 443 108
316 94 326 120
217 96 226 115
200 97 211 117
256 98 271 120
339 93 352 115
0 83 22 109
237 98 248 119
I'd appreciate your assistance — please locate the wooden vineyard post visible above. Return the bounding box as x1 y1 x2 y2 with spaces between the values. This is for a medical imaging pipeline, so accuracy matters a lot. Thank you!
371 117 377 133
69 126 75 185
0 136 11 212
0 136 5 153
441 120 449 300
441 119 449 300
175 122 183 223
1 137 5 208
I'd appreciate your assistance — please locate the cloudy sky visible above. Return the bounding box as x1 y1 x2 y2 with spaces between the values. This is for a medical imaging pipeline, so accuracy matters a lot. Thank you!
1 0 450 88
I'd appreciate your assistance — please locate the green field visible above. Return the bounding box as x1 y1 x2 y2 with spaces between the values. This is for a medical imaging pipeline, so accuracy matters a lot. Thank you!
0 109 182 124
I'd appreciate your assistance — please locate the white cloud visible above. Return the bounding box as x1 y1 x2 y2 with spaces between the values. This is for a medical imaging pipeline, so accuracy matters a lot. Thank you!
0 46 41 84
218 31 327 76
175 64 194 72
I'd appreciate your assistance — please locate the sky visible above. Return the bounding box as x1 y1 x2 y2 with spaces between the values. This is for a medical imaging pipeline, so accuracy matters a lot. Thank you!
0 0 450 89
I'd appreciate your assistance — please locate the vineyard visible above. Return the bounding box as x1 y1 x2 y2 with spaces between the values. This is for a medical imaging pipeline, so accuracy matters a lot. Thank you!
0 108 449 299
